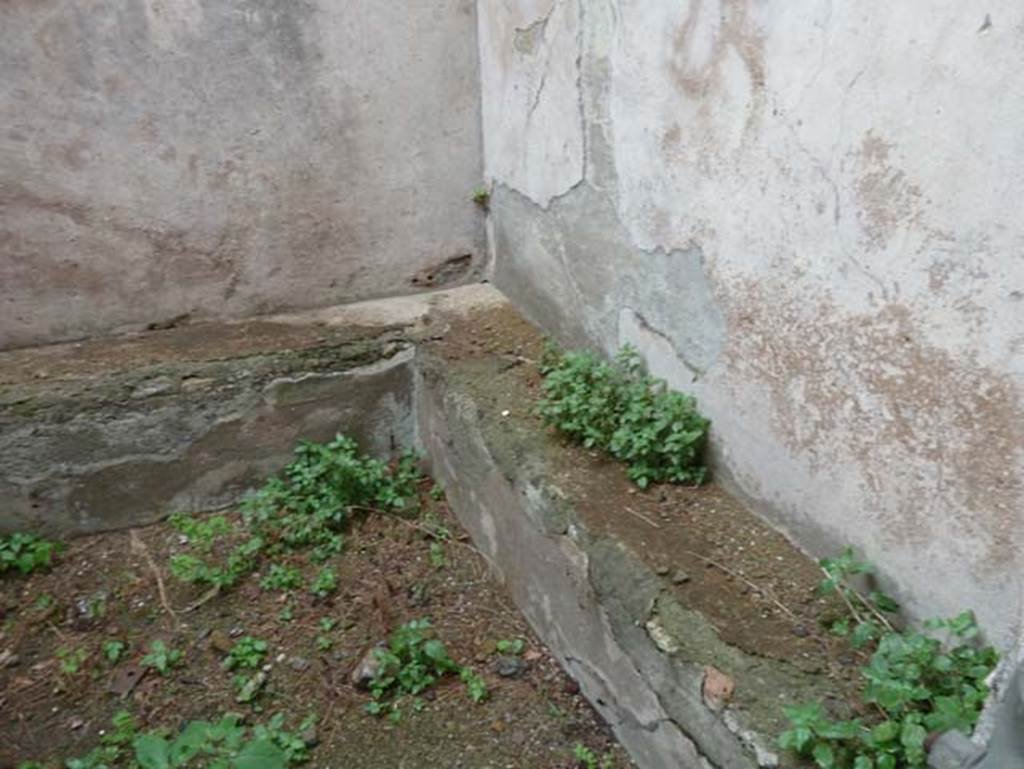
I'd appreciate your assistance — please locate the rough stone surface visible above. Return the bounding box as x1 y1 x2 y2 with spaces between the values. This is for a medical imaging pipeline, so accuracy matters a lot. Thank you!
0 285 506 535
481 1 1024 657
0 0 484 349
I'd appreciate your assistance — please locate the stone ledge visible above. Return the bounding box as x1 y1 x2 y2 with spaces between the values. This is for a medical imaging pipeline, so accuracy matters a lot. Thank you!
415 306 839 769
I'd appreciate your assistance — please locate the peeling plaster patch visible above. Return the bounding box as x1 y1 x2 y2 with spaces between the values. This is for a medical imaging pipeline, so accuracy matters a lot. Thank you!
514 14 549 55
852 131 924 251
478 0 584 206
724 282 1024 573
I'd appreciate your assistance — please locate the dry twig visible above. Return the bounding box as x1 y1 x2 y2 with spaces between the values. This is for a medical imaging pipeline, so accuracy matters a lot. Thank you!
129 530 181 628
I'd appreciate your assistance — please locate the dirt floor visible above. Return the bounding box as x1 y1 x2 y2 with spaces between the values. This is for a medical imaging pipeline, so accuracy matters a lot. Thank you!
0 478 632 769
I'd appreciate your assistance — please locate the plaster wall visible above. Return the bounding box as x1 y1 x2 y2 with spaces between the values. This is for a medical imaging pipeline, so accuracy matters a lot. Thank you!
480 1 1024 654
1 0 484 349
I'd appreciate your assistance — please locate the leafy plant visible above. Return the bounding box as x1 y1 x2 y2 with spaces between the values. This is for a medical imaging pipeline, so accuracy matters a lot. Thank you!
259 563 302 592
168 436 421 599
460 668 489 704
57 646 88 675
64 710 137 769
819 546 899 648
309 567 337 598
241 436 420 561
104 640 128 664
778 549 999 769
471 186 490 208
224 637 268 671
496 638 525 656
169 537 264 591
428 541 446 569
366 618 485 718
538 345 709 488
0 532 61 575
141 640 184 675
572 743 613 769
132 713 293 768
59 710 311 769
168 513 232 553
252 713 317 764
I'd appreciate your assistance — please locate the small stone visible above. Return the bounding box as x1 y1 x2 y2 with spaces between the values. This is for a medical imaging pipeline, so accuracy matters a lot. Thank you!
792 625 809 638
671 570 691 585
68 716 84 730
490 719 506 733
301 725 319 748
228 626 244 638
208 630 233 655
494 655 526 678
350 644 384 689
288 656 311 672
655 565 670 576
235 671 267 703
701 666 735 712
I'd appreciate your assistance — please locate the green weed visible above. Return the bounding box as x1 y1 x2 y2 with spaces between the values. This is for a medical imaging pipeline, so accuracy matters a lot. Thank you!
366 618 487 719
259 563 303 592
57 647 88 676
572 743 614 769
223 636 268 671
141 640 183 676
538 345 709 488
168 513 232 553
495 638 525 655
309 567 337 598
778 547 998 769
103 640 127 664
1 533 61 576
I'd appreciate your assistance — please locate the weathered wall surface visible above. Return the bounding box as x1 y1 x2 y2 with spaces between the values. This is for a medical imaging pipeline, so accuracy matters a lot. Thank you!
0 0 484 349
480 1 1024 653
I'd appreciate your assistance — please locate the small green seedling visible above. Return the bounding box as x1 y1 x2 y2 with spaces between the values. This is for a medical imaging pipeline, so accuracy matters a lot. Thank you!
168 513 231 553
140 640 183 675
495 638 525 655
278 603 295 624
103 640 127 664
572 743 613 769
429 541 446 569
57 647 88 676
471 186 491 208
460 668 489 703
309 567 337 598
260 563 303 592
366 618 487 719
223 636 268 671
1 533 61 575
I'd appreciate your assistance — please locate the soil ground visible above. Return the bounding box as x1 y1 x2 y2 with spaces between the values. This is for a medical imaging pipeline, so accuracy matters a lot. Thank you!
0 479 632 769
